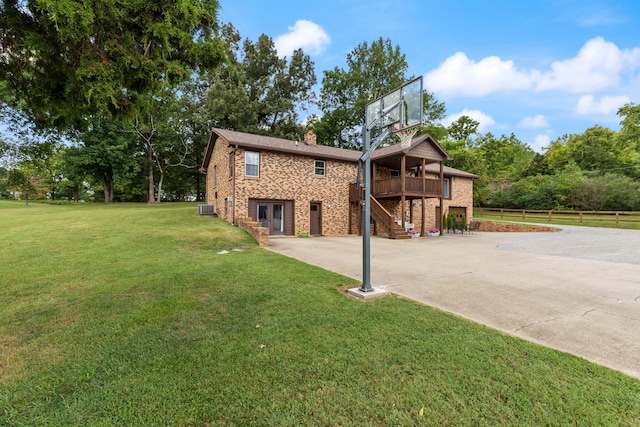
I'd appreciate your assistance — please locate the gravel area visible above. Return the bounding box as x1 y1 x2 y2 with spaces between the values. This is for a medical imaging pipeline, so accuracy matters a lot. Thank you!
492 224 640 265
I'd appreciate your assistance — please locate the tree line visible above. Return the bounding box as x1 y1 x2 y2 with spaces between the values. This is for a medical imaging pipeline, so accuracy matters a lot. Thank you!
1 1 639 210
441 111 640 211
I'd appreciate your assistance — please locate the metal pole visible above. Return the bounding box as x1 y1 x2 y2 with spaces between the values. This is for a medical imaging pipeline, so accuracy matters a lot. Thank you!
360 128 372 292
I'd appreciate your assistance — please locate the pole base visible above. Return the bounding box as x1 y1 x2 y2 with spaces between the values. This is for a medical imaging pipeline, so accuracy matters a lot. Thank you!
347 287 390 301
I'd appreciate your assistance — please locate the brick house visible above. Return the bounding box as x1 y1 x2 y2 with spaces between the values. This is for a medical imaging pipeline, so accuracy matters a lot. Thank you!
201 128 478 245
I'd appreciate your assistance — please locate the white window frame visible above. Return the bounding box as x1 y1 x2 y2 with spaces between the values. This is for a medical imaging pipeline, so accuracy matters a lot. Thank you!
314 159 326 177
444 178 451 199
245 151 260 177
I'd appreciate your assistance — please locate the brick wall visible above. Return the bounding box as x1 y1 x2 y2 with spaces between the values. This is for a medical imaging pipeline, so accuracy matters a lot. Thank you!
205 135 475 237
413 174 475 230
236 217 270 246
206 137 357 236
205 137 234 223
235 148 356 235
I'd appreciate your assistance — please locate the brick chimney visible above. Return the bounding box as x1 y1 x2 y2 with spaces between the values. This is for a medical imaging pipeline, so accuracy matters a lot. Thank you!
304 129 316 145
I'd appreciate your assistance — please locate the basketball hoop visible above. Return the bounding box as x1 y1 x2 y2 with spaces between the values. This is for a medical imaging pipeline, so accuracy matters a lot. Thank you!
397 125 419 149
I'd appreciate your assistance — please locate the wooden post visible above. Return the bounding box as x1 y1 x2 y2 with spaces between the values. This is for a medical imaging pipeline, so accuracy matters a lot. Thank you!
616 212 620 225
579 211 583 223
372 162 377 196
409 201 414 224
421 158 426 237
401 155 406 229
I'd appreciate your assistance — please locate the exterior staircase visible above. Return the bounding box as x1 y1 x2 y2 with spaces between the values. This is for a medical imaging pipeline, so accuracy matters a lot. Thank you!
370 196 411 239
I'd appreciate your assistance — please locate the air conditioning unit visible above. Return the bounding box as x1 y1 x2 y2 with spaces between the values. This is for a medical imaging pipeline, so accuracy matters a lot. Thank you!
198 204 215 216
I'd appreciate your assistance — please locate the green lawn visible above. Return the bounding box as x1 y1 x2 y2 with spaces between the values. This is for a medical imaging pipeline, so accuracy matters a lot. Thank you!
1 200 639 426
475 209 640 230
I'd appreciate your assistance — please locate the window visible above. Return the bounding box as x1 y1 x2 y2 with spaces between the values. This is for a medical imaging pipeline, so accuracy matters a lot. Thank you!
229 152 234 177
444 178 451 199
390 169 400 177
214 165 217 187
245 151 259 177
314 160 326 176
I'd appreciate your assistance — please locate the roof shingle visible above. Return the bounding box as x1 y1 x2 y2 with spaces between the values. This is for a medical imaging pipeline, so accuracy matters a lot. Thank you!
213 128 361 162
201 128 478 179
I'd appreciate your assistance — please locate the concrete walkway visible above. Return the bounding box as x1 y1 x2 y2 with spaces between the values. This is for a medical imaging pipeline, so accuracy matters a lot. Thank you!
266 226 640 380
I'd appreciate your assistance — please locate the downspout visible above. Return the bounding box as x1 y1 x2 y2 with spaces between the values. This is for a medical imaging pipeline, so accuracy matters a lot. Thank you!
439 161 444 235
232 145 237 226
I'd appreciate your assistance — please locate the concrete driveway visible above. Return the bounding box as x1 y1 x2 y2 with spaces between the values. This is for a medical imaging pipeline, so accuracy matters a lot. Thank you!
266 226 640 380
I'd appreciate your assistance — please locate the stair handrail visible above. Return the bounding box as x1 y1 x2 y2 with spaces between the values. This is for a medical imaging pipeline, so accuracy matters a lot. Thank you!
369 195 393 235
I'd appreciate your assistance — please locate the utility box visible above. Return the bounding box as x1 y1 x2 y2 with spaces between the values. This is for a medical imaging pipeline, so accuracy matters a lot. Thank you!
198 204 215 216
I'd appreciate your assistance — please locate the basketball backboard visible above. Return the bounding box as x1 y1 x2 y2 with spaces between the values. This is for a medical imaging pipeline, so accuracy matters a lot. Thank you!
365 77 423 139
359 77 423 293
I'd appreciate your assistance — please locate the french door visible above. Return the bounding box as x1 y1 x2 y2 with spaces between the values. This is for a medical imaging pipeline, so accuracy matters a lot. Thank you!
257 203 285 235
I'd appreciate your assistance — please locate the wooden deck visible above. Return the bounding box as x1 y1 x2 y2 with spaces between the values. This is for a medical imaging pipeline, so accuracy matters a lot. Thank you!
349 177 442 201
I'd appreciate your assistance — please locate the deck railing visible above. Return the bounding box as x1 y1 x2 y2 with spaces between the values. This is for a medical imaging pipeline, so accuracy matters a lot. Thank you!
369 196 393 235
372 177 441 197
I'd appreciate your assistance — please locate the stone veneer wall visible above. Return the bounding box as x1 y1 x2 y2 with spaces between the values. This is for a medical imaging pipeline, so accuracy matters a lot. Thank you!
206 137 357 236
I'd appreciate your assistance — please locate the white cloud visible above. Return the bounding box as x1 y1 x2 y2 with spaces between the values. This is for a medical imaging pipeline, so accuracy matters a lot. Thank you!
424 52 536 96
425 37 640 97
532 134 551 153
576 5 628 27
536 37 640 92
575 95 630 115
443 109 495 133
274 20 331 57
518 114 548 129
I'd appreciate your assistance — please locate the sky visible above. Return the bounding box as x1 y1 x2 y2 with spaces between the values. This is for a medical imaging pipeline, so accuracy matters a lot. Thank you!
219 0 640 152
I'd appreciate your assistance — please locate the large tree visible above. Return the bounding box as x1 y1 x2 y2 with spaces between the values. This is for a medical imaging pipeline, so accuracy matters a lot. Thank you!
134 88 204 203
0 0 226 129
545 126 634 177
470 132 535 206
0 106 67 198
65 118 138 203
618 102 640 143
441 116 485 182
476 132 535 180
316 37 409 148
315 37 445 149
203 24 316 140
617 103 640 178
5 168 41 205
17 140 65 200
168 79 212 200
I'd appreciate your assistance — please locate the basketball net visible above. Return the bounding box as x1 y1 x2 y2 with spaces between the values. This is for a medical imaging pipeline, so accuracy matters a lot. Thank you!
396 125 419 149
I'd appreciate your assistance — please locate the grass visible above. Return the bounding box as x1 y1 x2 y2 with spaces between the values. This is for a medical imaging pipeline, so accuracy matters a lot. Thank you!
1 200 639 425
475 208 640 230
